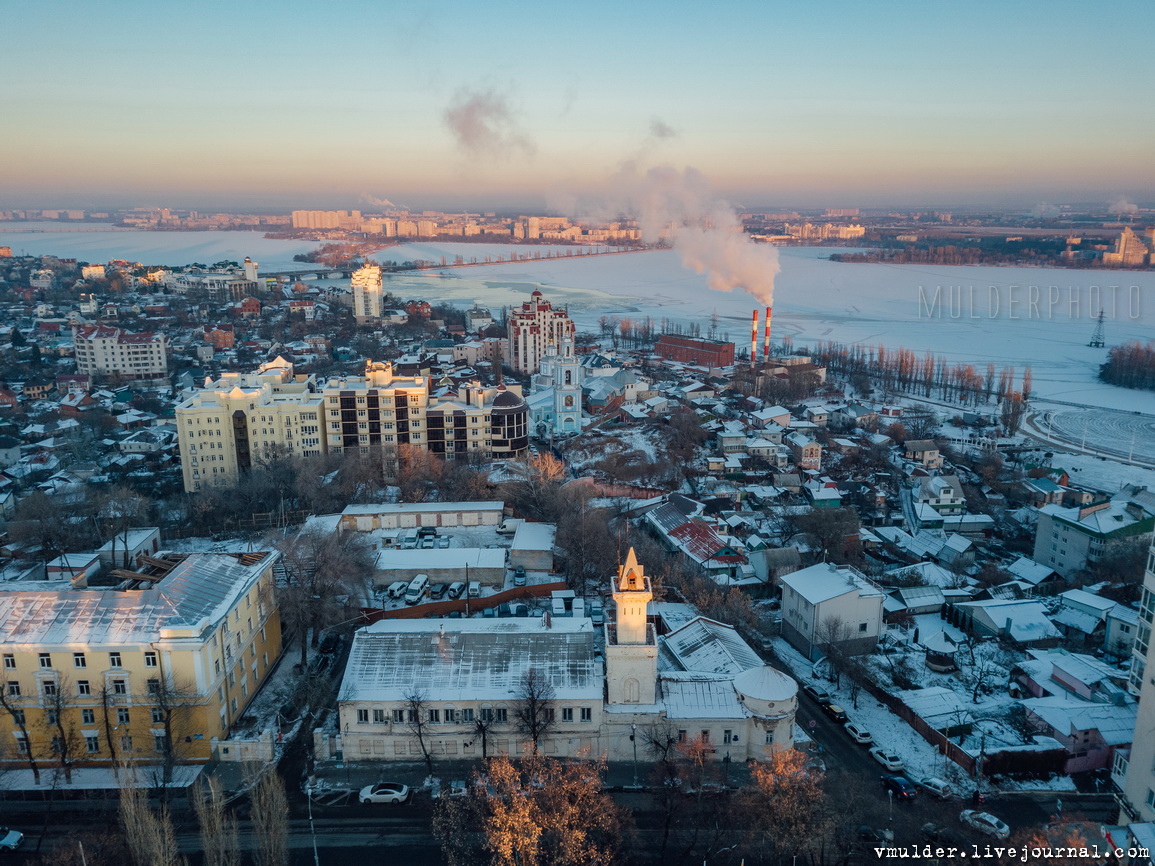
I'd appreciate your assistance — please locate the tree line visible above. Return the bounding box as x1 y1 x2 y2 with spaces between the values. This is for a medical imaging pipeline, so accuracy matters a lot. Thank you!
1099 340 1155 390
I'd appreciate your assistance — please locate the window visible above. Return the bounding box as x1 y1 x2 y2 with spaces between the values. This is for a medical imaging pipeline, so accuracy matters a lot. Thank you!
144 652 157 668
46 710 59 726
461 708 475 723
765 730 775 745
1147 788 1155 810
723 730 733 744
11 709 24 725
429 709 441 724
73 652 86 668
2 655 12 669
78 680 90 696
6 682 19 697
392 709 405 723
701 730 710 742
445 708 457 723
151 708 164 723
117 708 130 724
373 709 386 724
109 653 122 668
120 735 133 752
480 708 494 723
82 709 96 725
51 737 63 754
86 735 100 754
112 680 127 695
39 653 52 669
561 707 573 723
859 622 868 633
15 736 27 754
494 708 507 724
580 707 592 722
357 709 369 724
154 734 167 752
43 680 57 696
147 679 160 695
678 730 687 743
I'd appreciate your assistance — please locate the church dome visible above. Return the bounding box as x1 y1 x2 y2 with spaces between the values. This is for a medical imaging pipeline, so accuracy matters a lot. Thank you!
732 665 797 704
491 388 525 411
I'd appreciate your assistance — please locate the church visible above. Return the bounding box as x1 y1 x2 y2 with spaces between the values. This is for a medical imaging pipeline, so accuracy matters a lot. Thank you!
325 549 797 764
526 334 584 438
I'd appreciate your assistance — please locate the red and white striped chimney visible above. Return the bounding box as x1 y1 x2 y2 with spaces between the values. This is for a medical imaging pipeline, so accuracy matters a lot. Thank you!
763 306 772 361
750 309 758 365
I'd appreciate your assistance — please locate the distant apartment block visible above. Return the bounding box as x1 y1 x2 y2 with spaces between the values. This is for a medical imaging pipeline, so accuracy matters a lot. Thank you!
291 209 362 230
351 263 385 322
507 290 574 375
1033 487 1155 579
72 325 168 382
654 334 735 368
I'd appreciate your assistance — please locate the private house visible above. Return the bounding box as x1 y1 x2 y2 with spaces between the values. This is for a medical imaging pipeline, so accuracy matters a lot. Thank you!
904 439 944 469
779 562 885 661
949 598 1062 646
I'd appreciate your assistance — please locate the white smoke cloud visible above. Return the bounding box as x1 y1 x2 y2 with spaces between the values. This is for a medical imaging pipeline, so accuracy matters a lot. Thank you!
1110 196 1139 215
649 117 677 140
557 163 779 307
360 193 403 211
443 87 535 158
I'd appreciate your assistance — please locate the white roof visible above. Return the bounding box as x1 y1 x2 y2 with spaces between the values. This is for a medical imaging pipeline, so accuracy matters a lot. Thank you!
661 675 747 720
660 617 762 675
511 521 555 552
1006 556 1056 586
338 618 601 703
732 665 797 703
895 686 971 729
96 527 158 553
374 548 505 571
342 501 505 516
780 562 883 605
1024 697 1137 746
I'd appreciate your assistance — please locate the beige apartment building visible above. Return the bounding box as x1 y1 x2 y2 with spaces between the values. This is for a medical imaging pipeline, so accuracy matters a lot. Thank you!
72 325 168 383
506 290 575 375
0 551 282 771
351 263 385 322
177 360 529 491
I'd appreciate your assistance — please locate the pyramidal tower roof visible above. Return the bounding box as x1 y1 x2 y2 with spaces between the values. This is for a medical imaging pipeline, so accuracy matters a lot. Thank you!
616 547 646 591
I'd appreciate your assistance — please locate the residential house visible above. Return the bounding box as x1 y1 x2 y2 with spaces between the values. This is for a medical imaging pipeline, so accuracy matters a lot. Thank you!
1033 488 1155 578
904 439 943 469
779 562 885 660
785 432 821 471
949 598 1062 646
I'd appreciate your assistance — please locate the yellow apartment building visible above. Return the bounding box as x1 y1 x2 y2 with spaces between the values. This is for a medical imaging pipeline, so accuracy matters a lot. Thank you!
0 551 282 772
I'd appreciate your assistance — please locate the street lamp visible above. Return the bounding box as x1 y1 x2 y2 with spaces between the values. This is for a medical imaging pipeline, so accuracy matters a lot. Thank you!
887 787 894 824
630 724 638 787
306 779 321 866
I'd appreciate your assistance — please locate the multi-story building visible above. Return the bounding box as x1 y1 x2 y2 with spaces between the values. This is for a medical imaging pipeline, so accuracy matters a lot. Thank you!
654 335 735 368
72 325 168 383
506 290 574 375
0 551 282 770
1033 488 1155 579
176 359 530 490
351 263 384 322
174 359 325 492
291 210 361 230
1119 545 1155 824
1103 228 1151 267
778 562 885 661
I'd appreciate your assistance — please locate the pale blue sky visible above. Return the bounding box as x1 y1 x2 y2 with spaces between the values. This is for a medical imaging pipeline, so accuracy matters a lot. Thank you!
2 0 1152 210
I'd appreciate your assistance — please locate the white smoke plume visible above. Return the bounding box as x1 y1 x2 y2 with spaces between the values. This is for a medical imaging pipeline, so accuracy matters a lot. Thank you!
562 163 779 307
1110 196 1139 216
443 87 535 158
649 117 677 140
360 193 402 211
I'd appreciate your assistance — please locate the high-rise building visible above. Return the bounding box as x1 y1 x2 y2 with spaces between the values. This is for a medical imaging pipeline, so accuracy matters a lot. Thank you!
351 263 384 321
506 290 574 375
1119 544 1155 821
72 325 168 382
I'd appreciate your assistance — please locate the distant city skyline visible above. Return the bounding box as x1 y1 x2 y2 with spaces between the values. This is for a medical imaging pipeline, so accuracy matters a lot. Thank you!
3 0 1153 211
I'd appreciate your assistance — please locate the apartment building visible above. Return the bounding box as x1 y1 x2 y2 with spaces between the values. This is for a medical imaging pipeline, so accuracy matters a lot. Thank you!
506 290 574 375
1033 487 1155 579
1119 545 1155 824
175 360 324 492
0 551 282 770
351 263 385 322
72 325 168 383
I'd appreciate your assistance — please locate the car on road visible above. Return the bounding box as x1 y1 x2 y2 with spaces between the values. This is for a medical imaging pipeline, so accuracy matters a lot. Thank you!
843 721 873 744
802 682 833 703
856 826 894 846
0 828 24 850
868 747 904 772
359 783 410 804
880 775 918 801
917 777 953 799
959 810 1010 840
820 701 848 723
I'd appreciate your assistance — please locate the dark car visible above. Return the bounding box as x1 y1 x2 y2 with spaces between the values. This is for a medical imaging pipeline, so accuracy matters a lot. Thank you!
880 775 918 801
417 527 438 538
497 603 513 618
318 633 340 655
820 701 848 723
430 583 449 600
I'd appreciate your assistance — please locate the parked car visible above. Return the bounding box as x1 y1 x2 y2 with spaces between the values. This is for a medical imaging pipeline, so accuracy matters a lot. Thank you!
820 701 848 723
917 777 953 799
512 603 530 617
513 566 527 586
880 775 918 801
437 536 450 548
440 780 468 799
482 606 496 618
359 783 410 804
869 747 904 772
417 527 438 538
857 826 894 846
420 536 436 549
802 682 833 704
318 633 340 655
430 583 448 600
843 721 873 744
386 581 408 599
959 810 1010 840
0 828 24 851
497 602 513 618
447 581 466 600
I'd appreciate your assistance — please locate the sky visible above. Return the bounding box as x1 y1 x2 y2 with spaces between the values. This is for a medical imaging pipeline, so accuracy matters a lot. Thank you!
2 0 1153 212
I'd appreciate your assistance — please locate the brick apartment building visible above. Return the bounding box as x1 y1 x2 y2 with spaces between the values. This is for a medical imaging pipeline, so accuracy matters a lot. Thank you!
654 335 735 367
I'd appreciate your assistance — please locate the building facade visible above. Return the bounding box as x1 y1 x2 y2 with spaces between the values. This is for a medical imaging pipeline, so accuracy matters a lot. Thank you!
506 291 574 375
0 551 282 770
72 325 168 383
654 335 735 368
1033 491 1155 579
1119 544 1155 820
351 263 385 322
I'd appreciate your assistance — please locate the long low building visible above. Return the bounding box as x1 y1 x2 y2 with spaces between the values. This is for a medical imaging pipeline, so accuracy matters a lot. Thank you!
340 501 505 532
372 547 506 585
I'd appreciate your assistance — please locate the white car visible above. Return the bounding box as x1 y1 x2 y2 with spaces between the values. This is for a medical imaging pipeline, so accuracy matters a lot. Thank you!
869 747 904 772
918 777 953 799
959 810 1010 840
844 721 873 744
358 783 410 804
0 828 23 850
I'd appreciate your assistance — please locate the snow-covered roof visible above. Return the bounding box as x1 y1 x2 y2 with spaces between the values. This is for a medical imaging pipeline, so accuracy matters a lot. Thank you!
660 674 747 720
1024 697 1137 746
780 562 883 606
373 548 505 571
338 618 601 703
732 664 797 703
894 686 970 730
1006 556 1057 586
510 521 555 552
1058 588 1116 616
955 599 1062 643
342 501 504 516
660 617 761 675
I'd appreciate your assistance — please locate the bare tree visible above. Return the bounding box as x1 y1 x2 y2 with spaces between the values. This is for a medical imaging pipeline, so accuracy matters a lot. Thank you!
250 772 289 866
149 655 199 785
405 691 436 776
794 507 861 563
41 674 81 784
192 776 240 866
815 615 854 688
0 680 40 783
734 749 829 864
513 667 556 755
119 779 184 866
473 714 494 761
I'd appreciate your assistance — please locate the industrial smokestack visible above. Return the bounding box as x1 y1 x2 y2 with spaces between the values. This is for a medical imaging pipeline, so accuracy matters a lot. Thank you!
763 306 772 361
750 309 758 365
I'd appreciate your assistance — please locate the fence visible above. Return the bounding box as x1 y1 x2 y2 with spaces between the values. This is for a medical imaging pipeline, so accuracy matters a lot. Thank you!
358 581 569 623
